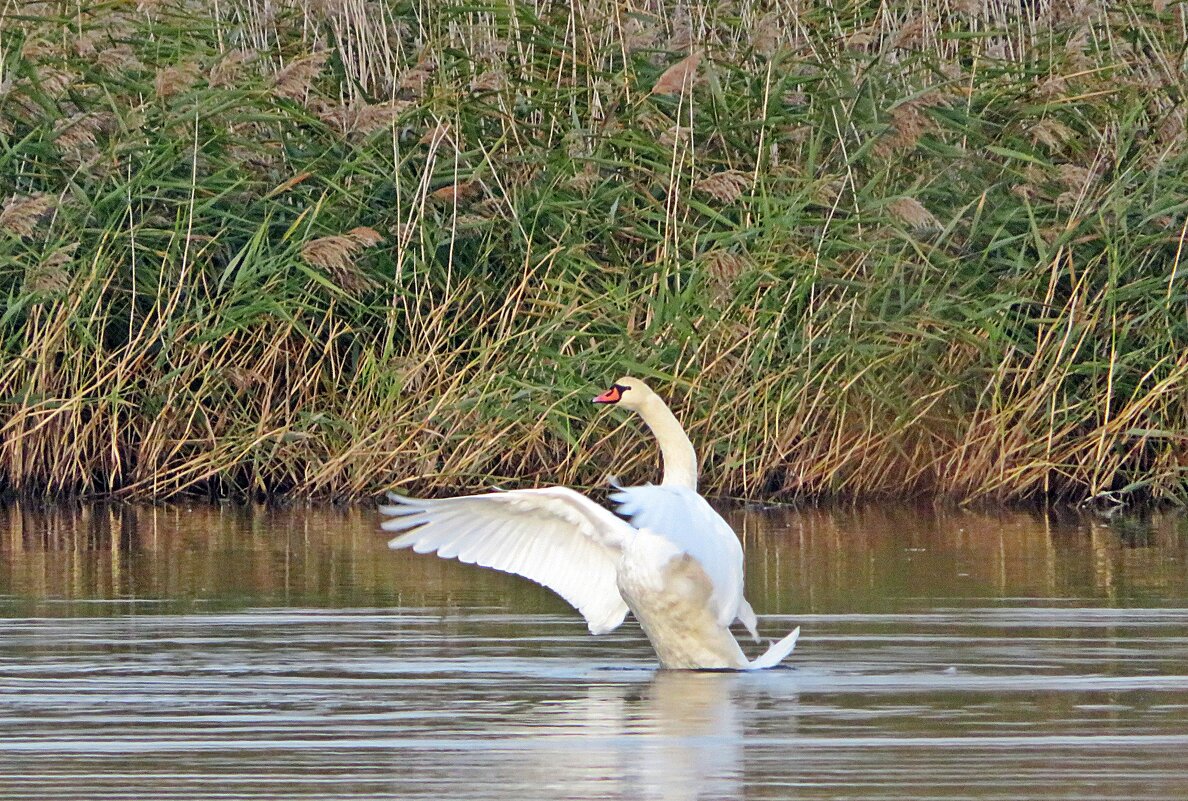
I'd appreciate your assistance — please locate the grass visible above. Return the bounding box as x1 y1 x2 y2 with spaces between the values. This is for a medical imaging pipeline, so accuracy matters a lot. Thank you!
0 0 1186 505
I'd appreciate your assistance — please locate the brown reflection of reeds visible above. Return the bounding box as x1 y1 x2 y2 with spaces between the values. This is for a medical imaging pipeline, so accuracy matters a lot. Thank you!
0 504 1185 614
730 504 1188 614
0 504 389 611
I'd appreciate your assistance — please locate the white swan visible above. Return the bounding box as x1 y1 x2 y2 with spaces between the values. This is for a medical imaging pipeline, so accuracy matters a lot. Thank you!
379 376 799 670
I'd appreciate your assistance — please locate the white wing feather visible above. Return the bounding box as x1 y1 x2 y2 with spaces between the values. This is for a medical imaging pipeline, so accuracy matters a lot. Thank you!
380 487 633 634
609 484 755 637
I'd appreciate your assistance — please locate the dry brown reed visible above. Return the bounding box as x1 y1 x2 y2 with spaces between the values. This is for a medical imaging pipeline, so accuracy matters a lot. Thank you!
398 53 437 96
652 50 702 95
21 261 72 294
209 49 255 87
0 0 1185 507
0 194 55 238
155 64 199 98
886 197 940 231
301 227 384 294
429 181 481 204
694 171 751 204
701 250 749 301
273 51 330 101
96 45 142 73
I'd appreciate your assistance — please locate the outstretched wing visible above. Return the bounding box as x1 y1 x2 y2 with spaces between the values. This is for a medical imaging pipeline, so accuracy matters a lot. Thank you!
609 484 754 636
380 487 633 634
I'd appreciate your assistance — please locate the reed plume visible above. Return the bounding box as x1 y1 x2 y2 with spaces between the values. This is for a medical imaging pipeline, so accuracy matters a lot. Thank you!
0 194 55 239
0 0 1184 506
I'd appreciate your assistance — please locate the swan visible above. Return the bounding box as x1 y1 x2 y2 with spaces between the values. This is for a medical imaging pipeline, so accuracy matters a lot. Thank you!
379 376 800 670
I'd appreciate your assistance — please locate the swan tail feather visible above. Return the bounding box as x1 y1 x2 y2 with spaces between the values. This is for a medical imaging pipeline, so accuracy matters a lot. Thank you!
746 626 800 670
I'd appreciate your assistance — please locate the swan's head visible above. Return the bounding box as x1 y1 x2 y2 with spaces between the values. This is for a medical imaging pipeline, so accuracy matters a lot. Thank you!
592 376 654 411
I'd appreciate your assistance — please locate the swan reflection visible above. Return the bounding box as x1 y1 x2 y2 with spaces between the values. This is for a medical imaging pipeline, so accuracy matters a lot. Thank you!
626 671 744 801
503 670 779 801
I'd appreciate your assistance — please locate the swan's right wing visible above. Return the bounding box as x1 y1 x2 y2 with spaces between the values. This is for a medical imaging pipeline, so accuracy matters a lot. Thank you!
380 487 633 634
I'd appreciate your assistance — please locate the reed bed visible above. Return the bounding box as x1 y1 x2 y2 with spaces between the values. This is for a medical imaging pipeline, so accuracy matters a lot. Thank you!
1 0 1186 504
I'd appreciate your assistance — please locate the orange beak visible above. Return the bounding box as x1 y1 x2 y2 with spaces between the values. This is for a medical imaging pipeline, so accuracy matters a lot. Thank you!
592 385 622 404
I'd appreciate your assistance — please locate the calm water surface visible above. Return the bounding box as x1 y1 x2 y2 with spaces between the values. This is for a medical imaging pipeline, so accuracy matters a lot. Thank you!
2 502 1187 800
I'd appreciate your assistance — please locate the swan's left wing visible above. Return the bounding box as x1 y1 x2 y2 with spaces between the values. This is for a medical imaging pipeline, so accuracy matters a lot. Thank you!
609 484 752 634
380 487 632 634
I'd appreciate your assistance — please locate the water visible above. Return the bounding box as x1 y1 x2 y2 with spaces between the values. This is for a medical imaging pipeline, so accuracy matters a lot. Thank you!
2 502 1187 800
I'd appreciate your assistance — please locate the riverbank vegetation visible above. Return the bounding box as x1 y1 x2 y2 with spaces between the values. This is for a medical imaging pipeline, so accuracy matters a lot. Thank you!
1 0 1186 504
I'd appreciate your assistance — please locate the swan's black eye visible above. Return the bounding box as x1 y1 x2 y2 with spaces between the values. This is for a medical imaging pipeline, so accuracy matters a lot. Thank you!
613 383 630 394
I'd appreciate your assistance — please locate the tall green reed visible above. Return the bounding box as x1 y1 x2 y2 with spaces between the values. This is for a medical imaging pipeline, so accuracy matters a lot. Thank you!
0 0 1185 504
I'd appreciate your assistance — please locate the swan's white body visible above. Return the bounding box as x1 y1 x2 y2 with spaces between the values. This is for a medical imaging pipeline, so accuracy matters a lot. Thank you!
380 377 799 670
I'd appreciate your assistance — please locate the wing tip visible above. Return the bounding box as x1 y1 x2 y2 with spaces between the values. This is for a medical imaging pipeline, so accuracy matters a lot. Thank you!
379 492 431 543
583 604 629 635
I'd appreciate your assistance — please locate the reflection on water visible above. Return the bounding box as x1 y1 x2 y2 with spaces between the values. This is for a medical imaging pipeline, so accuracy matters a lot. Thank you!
3 503 1187 614
506 671 747 801
1 502 1188 800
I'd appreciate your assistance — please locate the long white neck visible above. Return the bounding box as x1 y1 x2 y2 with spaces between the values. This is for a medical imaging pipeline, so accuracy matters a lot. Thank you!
635 394 699 490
